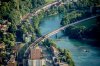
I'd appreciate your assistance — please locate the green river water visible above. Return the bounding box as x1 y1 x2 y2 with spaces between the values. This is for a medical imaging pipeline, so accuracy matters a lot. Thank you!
39 14 100 66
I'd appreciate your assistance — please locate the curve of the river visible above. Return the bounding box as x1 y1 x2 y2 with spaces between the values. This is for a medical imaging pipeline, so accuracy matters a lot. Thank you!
39 14 100 66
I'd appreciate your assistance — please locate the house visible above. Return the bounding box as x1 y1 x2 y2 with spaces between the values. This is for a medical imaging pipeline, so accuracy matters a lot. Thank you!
7 55 17 66
0 42 5 49
0 42 6 65
0 24 7 31
59 62 69 66
54 60 69 66
51 46 59 57
28 47 46 66
23 32 32 43
51 46 59 65
0 20 8 31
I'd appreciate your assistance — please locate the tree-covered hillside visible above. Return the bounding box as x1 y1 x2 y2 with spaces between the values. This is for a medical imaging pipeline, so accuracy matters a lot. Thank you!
0 0 49 65
0 0 100 66
0 0 45 24
60 0 100 46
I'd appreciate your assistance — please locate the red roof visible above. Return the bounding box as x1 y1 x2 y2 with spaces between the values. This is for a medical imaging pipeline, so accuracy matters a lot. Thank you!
0 42 5 49
30 48 42 60
0 24 7 31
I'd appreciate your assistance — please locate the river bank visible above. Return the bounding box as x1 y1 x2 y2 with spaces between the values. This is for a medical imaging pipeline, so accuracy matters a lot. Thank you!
62 15 100 47
39 14 100 66
42 38 75 66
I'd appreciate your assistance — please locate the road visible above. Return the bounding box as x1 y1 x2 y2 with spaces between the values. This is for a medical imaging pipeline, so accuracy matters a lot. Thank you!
21 1 61 22
24 15 99 57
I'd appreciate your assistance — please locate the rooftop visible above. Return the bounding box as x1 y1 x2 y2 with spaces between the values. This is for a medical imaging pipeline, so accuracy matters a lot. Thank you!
0 24 7 31
51 46 58 52
59 63 69 66
0 42 5 49
30 47 42 60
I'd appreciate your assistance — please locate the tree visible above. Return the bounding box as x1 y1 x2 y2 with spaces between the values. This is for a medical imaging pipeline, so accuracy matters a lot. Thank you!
9 33 15 41
31 35 35 42
9 9 21 25
76 0 100 8
60 11 81 26
32 0 45 8
0 2 10 19
8 24 17 33
60 15 70 26
58 5 67 14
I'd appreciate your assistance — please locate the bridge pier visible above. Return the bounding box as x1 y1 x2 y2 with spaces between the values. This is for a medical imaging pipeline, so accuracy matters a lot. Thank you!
55 33 58 39
23 16 99 66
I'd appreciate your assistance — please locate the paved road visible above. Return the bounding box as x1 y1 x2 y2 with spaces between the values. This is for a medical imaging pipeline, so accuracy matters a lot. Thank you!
21 1 61 21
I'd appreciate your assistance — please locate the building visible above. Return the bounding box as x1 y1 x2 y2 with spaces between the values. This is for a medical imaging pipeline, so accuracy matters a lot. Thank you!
0 20 9 31
0 42 6 65
51 46 59 66
0 42 6 55
50 46 69 66
51 46 59 57
59 62 69 66
23 32 32 43
0 42 5 49
53 59 69 66
28 47 46 66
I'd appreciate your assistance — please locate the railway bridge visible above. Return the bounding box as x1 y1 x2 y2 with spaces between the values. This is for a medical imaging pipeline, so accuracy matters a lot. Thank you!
24 15 99 57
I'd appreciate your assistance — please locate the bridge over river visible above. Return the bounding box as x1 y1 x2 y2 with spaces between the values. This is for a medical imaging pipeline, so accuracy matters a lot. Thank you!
24 15 99 57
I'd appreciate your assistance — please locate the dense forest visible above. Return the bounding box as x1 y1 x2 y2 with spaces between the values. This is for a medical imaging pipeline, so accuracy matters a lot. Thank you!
0 0 46 65
60 0 100 46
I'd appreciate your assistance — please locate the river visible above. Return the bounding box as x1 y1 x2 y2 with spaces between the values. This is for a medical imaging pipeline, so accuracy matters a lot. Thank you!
39 14 100 66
